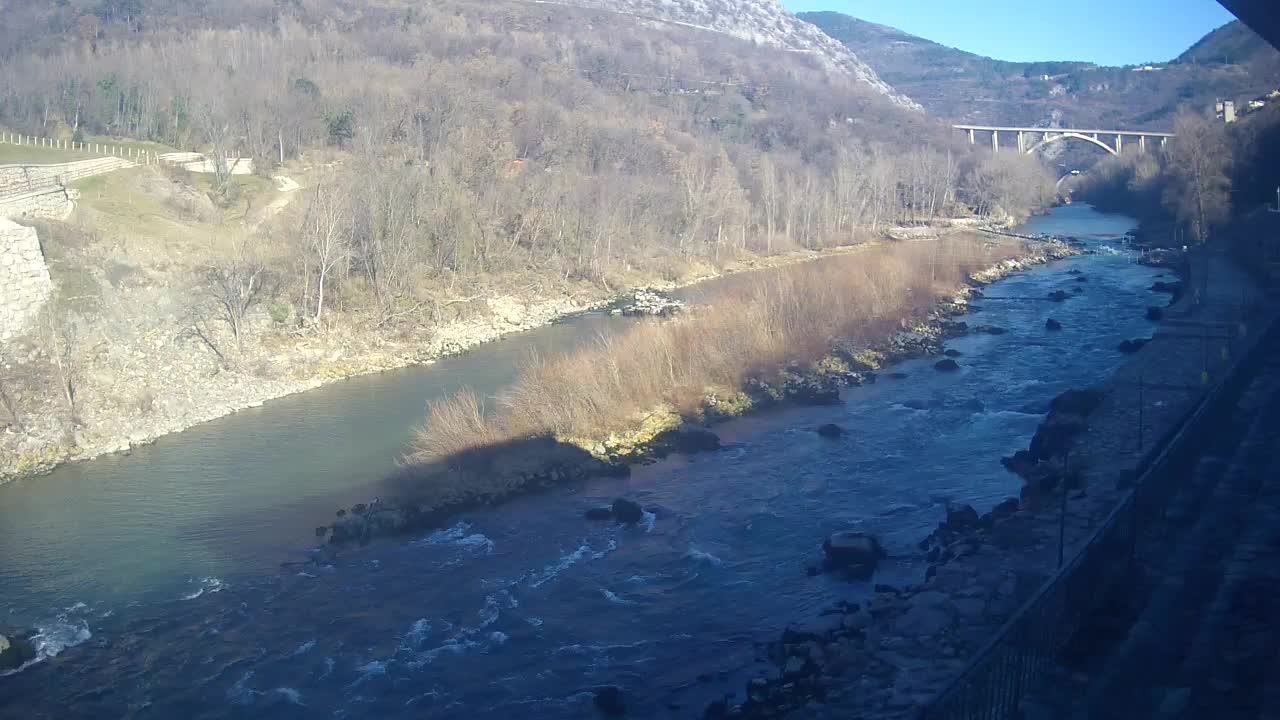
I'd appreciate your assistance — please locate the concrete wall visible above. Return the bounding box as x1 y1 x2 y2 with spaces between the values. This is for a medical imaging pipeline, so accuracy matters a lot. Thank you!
0 218 52 343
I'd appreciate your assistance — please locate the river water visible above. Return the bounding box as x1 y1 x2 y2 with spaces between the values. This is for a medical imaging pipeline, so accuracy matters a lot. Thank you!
0 205 1166 718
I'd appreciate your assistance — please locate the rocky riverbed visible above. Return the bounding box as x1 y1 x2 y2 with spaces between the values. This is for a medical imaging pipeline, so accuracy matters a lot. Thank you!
696 252 1277 720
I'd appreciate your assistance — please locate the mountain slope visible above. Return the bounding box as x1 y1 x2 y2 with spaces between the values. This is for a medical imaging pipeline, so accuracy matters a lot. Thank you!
803 12 1280 129
1178 19 1274 65
535 0 920 109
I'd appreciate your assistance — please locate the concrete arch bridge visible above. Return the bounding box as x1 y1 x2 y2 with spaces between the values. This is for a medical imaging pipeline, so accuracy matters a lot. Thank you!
954 125 1175 156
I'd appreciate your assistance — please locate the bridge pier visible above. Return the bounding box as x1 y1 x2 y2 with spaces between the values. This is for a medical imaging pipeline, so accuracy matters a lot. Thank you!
992 130 999 153
1117 134 1123 154
969 128 975 145
1017 132 1026 153
1140 135 1146 153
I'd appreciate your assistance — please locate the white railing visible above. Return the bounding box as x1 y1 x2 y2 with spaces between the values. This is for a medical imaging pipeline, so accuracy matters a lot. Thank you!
0 131 158 165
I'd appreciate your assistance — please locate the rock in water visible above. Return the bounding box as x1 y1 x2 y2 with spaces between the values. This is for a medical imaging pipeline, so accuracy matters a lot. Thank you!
1048 290 1071 302
816 423 844 439
934 358 960 372
1118 338 1149 354
584 506 614 521
943 349 963 358
1146 306 1164 321
1029 414 1087 462
1049 388 1105 417
0 632 36 671
611 499 644 524
822 532 886 575
669 425 721 454
944 502 980 531
594 686 626 717
1045 318 1063 331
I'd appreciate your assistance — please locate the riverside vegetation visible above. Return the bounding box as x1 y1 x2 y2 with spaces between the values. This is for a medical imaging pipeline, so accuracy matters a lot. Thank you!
411 235 1032 463
0 0 1060 482
309 233 1077 542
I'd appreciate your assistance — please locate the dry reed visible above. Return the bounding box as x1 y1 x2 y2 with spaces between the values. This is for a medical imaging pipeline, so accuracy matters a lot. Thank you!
409 235 1028 464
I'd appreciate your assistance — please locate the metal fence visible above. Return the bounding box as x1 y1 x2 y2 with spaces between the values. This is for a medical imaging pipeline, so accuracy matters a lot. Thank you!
920 305 1277 720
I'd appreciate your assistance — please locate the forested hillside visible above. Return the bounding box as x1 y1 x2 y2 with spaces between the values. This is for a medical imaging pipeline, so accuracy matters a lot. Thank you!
0 0 1056 480
803 12 1280 130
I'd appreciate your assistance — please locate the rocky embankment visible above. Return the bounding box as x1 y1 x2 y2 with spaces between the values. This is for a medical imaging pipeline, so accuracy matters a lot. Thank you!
319 240 1079 547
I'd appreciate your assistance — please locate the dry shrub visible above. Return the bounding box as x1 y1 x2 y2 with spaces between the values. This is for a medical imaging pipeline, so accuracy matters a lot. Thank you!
410 236 1025 463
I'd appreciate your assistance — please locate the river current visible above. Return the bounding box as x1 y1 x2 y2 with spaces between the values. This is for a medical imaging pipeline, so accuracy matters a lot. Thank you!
0 205 1168 718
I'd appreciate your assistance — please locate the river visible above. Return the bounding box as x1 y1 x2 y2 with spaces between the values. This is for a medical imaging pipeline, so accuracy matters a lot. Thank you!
0 205 1167 718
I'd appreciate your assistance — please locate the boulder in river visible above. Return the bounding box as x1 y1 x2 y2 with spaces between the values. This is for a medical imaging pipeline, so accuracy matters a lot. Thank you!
1029 413 1088 462
1118 338 1149 354
1146 306 1164 321
822 532 886 576
1045 318 1063 331
611 498 644 524
668 425 721 454
934 358 961 372
1049 388 1105 417
973 325 1008 335
944 502 980 531
0 631 36 671
816 423 844 439
612 289 684 317
594 686 627 717
1001 449 1036 477
584 506 615 521
1075 275 1089 283
1047 290 1071 302
943 349 963 358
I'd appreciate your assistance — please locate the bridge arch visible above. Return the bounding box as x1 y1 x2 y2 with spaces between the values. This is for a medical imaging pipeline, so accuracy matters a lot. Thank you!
1026 132 1119 157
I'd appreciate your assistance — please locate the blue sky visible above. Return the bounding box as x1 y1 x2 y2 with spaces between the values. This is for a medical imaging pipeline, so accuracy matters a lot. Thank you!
784 0 1238 66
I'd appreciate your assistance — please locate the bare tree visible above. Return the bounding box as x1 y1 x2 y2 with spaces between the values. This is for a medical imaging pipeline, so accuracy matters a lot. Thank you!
298 175 351 325
1163 109 1232 245
203 241 271 347
43 305 82 428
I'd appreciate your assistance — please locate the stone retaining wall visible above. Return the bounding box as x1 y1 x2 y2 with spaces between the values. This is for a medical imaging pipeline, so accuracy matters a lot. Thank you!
0 218 52 343
0 187 74 220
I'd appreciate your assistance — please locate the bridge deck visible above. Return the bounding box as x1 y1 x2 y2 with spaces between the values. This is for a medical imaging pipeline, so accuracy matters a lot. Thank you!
953 124 1175 137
